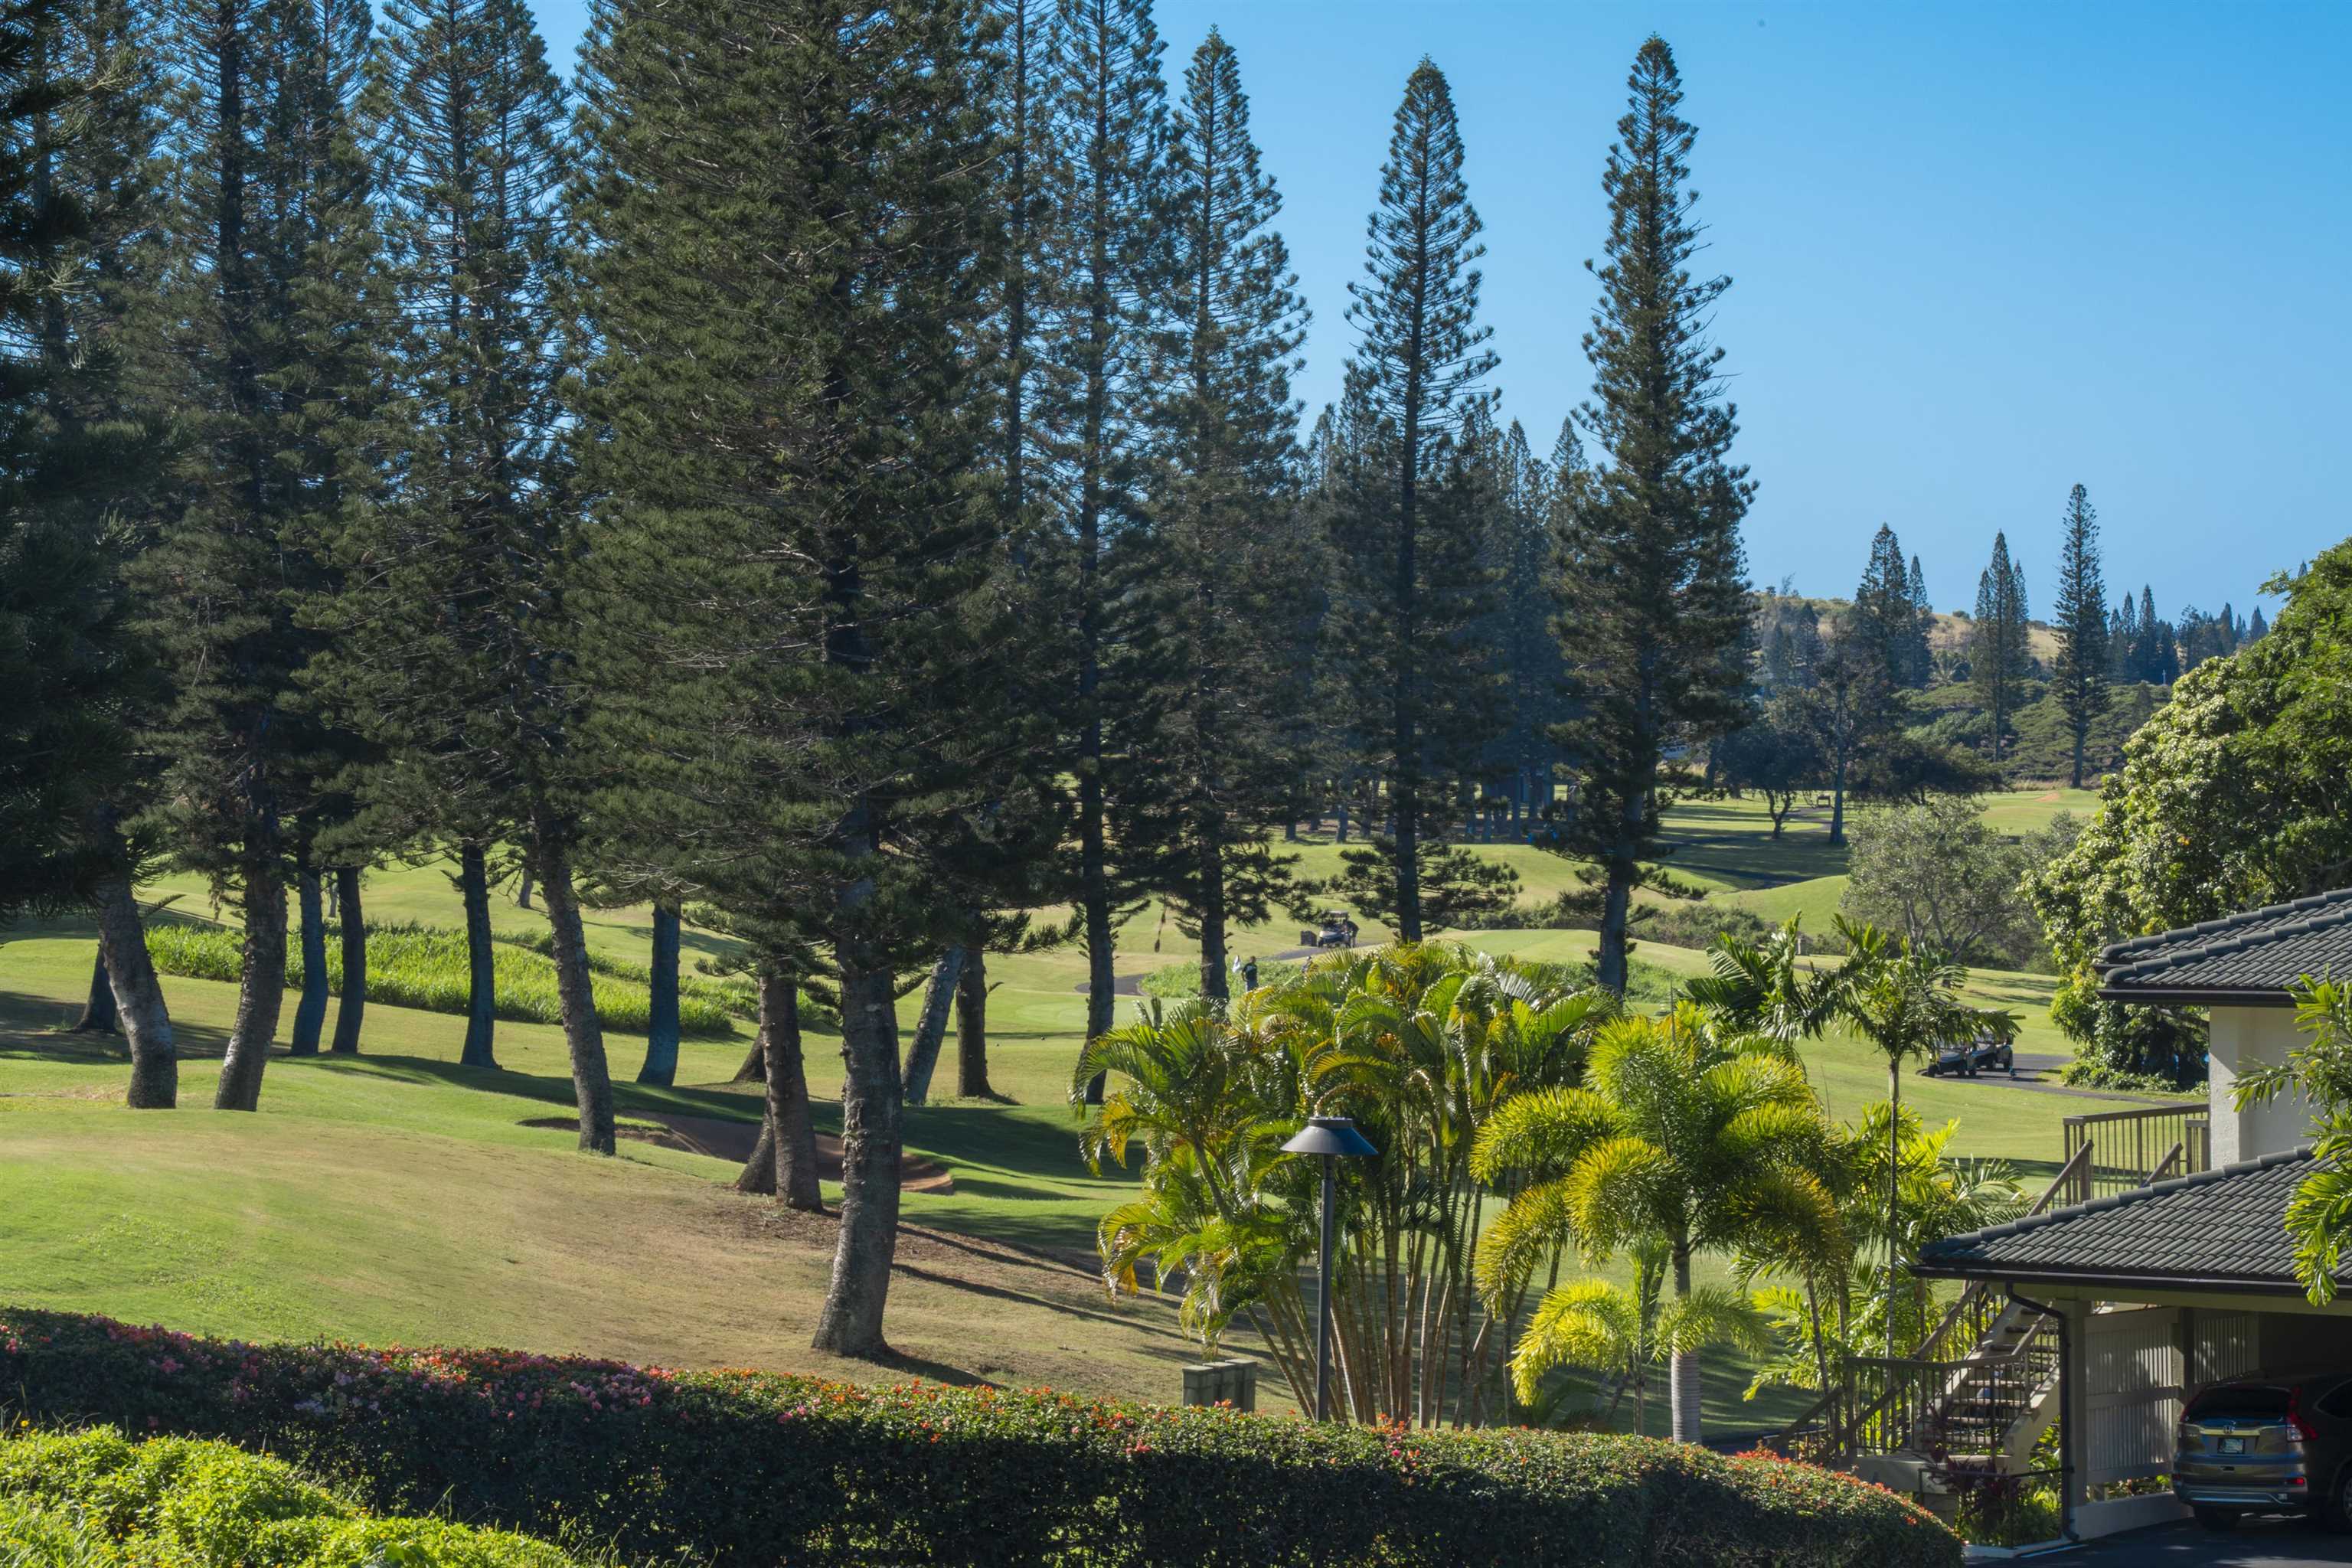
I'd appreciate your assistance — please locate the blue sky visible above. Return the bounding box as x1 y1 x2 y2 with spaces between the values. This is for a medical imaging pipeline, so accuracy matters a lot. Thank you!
523 0 2351 623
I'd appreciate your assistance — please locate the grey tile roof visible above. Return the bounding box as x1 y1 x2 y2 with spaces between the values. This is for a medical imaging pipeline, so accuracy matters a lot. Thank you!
1916 1147 2344 1293
2096 889 2352 1004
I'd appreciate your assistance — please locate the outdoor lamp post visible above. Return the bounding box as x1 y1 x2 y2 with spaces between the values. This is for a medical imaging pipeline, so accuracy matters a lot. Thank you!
1280 1114 1378 1421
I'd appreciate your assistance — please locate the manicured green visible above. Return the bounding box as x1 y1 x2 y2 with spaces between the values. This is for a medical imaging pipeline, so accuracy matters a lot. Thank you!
0 1427 580 1567
0 1310 1962 1567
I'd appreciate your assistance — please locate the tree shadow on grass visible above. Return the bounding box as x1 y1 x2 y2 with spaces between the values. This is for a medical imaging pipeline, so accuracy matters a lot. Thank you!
0 992 231 1061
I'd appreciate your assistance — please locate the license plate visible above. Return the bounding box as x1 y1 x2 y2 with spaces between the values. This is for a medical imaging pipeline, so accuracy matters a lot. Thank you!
2220 1437 2248 1455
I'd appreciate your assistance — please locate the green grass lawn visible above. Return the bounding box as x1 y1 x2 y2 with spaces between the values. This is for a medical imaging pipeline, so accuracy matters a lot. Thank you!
0 787 2129 1436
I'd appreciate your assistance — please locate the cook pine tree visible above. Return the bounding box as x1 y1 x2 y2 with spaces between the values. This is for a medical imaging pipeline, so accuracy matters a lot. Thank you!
302 0 584 1099
1038 0 1167 1095
1323 57 1502 943
2049 482 2109 786
1552 35 1753 1008
574 0 1012 1358
1114 28 1308 1004
1968 531 2030 760
144 0 384 1112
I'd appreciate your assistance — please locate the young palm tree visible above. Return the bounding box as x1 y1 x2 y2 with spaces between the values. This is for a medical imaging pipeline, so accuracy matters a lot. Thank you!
1683 917 1840 1043
1472 1006 1835 1442
1510 1235 1767 1435
1827 918 2012 1354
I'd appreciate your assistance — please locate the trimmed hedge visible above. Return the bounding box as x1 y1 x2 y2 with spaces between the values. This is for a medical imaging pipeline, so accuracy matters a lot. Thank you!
0 1310 1958 1567
0 1427 580 1566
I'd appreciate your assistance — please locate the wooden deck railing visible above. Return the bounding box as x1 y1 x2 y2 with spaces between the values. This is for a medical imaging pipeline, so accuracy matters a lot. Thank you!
2060 1103 2209 1202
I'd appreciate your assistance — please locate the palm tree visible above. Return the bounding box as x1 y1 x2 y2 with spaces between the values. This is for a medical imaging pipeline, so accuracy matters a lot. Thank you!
1683 917 1840 1044
1472 1006 1836 1442
1826 917 2013 1355
1510 1235 1767 1435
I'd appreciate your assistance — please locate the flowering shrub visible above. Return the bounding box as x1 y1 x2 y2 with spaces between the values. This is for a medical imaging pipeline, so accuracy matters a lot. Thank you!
0 1309 1959 1566
0 1426 580 1565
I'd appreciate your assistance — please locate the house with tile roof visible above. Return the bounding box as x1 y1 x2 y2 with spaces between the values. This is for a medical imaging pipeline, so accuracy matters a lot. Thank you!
1772 890 2352 1544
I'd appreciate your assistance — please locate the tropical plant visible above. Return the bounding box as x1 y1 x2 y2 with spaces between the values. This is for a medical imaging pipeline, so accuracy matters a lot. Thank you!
1078 942 1606 1426
1472 1007 1834 1442
1682 917 1840 1044
1508 1235 1767 1435
1824 920 2011 1353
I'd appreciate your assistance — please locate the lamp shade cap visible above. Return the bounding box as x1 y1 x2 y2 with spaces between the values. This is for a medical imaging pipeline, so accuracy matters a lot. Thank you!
1282 1116 1378 1158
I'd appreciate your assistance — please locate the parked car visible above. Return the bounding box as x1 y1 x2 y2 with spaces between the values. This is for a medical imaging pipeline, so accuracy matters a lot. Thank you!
1921 1031 2015 1078
2174 1370 2352 1530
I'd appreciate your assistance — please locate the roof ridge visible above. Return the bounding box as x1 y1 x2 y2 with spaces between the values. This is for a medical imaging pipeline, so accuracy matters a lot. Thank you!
2099 889 2352 967
1921 1145 2316 1259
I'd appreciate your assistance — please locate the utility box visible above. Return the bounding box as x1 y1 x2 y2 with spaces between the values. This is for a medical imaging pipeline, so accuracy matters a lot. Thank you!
1181 1358 1257 1412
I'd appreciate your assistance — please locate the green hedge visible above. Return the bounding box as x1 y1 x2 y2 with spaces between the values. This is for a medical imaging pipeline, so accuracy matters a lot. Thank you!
0 1427 580 1566
0 1309 1958 1567
143 920 748 1037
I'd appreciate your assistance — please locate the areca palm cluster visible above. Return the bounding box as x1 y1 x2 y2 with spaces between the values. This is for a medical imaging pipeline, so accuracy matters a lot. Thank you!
1076 942 1603 1425
1471 1006 1834 1442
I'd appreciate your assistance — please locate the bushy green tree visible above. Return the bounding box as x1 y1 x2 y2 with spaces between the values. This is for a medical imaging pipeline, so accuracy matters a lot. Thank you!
1324 58 1501 944
1841 796 2071 968
2027 541 2352 1084
1551 37 1751 992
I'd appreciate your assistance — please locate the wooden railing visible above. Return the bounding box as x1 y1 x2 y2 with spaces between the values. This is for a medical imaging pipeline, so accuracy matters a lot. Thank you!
2060 1104 2209 1203
1762 1143 2092 1465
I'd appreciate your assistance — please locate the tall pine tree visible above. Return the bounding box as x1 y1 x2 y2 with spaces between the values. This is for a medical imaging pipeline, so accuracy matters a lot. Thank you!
1114 28 1307 1002
302 0 577 1089
1037 0 1165 1092
1968 531 2030 760
144 0 384 1112
2049 482 2109 786
1551 35 1751 1019
1324 57 1501 943
574 0 1011 1358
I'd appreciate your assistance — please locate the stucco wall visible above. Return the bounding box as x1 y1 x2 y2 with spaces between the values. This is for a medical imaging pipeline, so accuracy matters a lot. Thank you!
2206 1005 2318 1163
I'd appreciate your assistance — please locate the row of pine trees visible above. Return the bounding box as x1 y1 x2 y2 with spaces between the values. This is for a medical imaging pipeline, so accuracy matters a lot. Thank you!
3 0 1755 1357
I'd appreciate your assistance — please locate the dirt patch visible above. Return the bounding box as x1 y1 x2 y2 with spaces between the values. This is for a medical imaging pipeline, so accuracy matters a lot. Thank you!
518 1113 955 1194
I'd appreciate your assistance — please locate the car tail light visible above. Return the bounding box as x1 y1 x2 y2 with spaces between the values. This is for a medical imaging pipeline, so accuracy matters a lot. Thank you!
2288 1387 2319 1443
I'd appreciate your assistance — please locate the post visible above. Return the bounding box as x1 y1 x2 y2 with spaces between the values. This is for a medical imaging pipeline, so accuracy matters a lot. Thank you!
1314 1151 1336 1421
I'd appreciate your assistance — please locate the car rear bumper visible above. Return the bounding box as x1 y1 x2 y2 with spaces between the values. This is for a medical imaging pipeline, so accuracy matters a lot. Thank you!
2173 1482 2315 1512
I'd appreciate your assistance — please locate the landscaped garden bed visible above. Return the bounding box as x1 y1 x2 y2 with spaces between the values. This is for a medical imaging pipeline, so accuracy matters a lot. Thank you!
1 1308 1959 1566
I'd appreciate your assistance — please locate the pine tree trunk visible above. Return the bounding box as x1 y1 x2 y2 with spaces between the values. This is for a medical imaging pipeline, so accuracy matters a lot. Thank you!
1197 840 1230 1004
458 842 498 1068
1589 789 1646 987
637 902 681 1086
329 867 364 1054
515 868 533 908
71 946 116 1033
737 972 823 1210
1669 1243 1701 1442
812 952 902 1358
2070 726 2087 789
1080 761 1113 1102
956 947 991 1099
214 853 286 1112
900 946 965 1106
288 868 328 1056
534 826 615 1155
733 1034 766 1083
93 872 175 1108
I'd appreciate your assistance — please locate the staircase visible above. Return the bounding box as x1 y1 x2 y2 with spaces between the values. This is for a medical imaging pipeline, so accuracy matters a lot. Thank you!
1765 1106 2209 1486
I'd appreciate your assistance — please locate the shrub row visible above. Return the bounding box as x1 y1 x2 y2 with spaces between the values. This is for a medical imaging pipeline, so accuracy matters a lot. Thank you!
0 1309 1960 1567
0 1427 580 1566
143 920 746 1037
